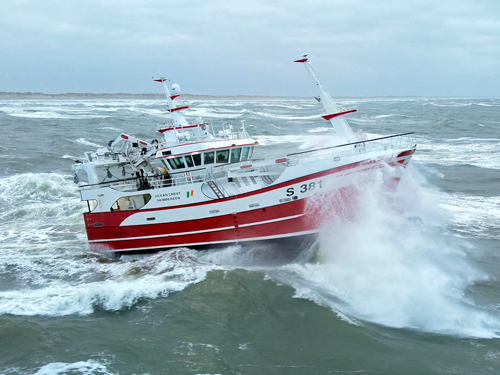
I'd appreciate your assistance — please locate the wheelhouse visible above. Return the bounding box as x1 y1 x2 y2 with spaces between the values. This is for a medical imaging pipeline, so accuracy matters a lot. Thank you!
156 143 256 172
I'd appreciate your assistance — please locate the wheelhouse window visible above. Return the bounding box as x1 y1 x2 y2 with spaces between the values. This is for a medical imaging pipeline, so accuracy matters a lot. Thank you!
167 156 185 170
192 153 202 166
184 155 194 168
241 147 250 161
230 148 241 163
75 169 89 184
204 151 215 164
216 149 229 163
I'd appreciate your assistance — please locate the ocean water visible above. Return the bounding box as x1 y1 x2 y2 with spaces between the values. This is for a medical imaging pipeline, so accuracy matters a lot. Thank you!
0 96 499 374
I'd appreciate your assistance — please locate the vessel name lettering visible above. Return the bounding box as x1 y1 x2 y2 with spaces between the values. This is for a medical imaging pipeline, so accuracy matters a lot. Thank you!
157 196 181 202
155 191 181 202
155 192 180 198
286 180 323 197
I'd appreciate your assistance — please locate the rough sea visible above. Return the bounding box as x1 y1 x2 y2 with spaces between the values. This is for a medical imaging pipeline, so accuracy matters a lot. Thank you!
0 96 499 374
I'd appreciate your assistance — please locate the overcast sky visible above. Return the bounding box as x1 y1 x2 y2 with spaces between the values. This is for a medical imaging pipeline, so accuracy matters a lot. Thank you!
1 0 499 97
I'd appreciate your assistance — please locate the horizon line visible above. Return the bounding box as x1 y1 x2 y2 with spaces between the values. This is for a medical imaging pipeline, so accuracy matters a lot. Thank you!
0 91 494 100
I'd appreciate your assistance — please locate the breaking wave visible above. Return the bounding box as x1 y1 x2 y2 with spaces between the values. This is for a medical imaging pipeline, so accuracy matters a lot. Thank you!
268 167 500 338
32 359 115 375
425 102 473 107
443 194 500 240
1 105 111 119
0 174 222 317
416 138 500 170
71 138 104 148
185 107 247 119
248 110 320 121
0 250 212 316
0 172 217 316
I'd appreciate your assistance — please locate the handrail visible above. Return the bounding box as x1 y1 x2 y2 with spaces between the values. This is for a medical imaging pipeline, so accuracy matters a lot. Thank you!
170 167 206 176
79 133 415 192
286 132 415 157
210 158 265 175
79 168 208 191
82 175 145 189
211 133 414 177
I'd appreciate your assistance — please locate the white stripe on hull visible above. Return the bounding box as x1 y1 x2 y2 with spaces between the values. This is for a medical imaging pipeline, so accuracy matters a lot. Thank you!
110 229 320 253
89 214 305 243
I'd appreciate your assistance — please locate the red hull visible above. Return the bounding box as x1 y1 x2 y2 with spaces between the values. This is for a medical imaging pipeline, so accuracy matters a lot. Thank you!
86 186 358 253
84 150 415 253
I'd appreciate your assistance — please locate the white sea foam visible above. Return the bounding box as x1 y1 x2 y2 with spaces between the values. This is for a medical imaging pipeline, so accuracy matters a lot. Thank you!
1 98 497 340
61 154 81 160
122 106 164 117
33 359 115 375
0 173 87 288
173 341 221 358
442 194 500 240
197 100 247 108
307 127 332 133
0 172 77 206
371 113 409 119
425 102 472 107
0 250 214 316
72 138 104 148
260 103 308 110
186 107 245 119
1 106 110 119
249 110 320 121
415 138 500 170
269 168 500 338
348 117 378 125
475 102 500 107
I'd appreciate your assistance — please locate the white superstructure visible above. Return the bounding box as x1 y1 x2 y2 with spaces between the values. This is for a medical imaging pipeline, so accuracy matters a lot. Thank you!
72 56 416 254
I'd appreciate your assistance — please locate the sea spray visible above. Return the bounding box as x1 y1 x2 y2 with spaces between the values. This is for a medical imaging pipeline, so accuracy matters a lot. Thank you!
270 167 500 338
197 242 316 268
0 173 83 250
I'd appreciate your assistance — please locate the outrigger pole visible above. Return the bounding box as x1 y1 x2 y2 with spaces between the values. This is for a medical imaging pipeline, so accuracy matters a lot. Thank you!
295 54 357 144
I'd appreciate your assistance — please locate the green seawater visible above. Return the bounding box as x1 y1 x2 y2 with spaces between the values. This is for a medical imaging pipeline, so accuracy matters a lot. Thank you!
0 97 499 374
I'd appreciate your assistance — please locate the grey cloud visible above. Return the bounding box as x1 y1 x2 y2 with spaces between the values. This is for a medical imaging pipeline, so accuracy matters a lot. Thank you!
0 0 499 96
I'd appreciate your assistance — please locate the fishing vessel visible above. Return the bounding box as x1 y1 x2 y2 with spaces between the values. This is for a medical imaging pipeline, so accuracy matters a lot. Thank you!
72 55 416 254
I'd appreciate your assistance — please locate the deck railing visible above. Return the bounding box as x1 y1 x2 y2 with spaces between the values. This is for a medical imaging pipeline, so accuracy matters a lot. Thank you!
79 133 415 192
286 132 415 165
79 168 208 192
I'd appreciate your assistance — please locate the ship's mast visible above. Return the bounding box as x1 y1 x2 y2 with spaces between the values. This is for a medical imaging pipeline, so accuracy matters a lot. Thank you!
154 77 189 128
295 54 357 144
153 77 192 144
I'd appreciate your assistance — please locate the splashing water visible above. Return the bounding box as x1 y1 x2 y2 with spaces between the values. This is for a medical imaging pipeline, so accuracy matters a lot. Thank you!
0 173 217 317
270 167 500 338
1 169 497 338
0 249 214 317
32 359 114 375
